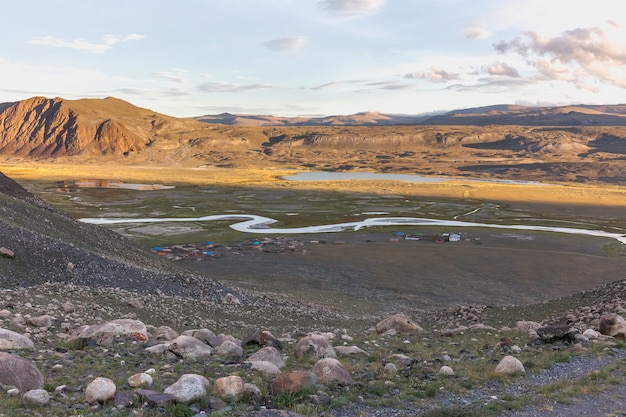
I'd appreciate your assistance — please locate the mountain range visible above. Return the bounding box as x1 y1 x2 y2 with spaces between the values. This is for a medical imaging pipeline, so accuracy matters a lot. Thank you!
1 96 626 185
195 104 626 127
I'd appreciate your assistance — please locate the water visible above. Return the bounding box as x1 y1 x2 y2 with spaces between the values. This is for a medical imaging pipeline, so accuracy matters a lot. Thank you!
283 171 545 185
81 214 626 244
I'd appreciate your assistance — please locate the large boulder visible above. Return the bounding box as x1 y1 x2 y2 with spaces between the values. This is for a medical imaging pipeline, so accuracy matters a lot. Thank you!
312 358 353 385
243 329 284 350
294 334 335 359
376 314 422 334
248 346 285 368
168 335 213 359
495 355 525 375
245 360 281 375
181 328 219 347
70 319 148 346
0 352 44 392
85 377 116 403
0 328 34 350
164 374 211 403
599 314 626 339
215 340 243 359
213 375 244 402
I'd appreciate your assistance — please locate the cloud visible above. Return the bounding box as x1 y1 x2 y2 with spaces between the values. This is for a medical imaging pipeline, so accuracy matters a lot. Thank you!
446 77 532 93
319 0 385 17
28 33 144 53
365 80 414 90
310 79 366 90
494 26 626 88
153 69 189 84
197 81 277 93
484 62 520 77
404 67 461 83
464 24 492 40
262 37 306 53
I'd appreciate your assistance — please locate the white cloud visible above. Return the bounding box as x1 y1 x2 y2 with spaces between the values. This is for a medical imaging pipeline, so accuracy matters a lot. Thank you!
319 0 385 17
28 33 144 54
263 36 306 53
484 62 520 77
464 24 492 40
405 67 461 83
197 81 277 93
153 69 190 84
494 25 626 88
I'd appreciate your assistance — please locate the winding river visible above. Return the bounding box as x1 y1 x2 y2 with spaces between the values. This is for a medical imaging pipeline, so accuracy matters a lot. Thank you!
80 214 626 244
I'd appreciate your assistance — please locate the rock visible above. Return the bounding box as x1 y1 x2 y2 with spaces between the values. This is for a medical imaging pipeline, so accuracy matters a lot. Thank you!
583 328 600 340
61 302 75 314
168 335 213 359
0 309 12 320
164 374 211 403
154 326 178 341
0 352 44 392
136 389 176 406
442 326 468 336
294 334 336 359
439 366 455 376
375 314 422 334
249 411 309 417
114 391 134 408
213 375 244 402
22 389 49 406
243 329 284 350
599 314 626 339
127 372 153 388
221 293 241 304
270 371 317 395
334 346 367 355
248 346 285 368
145 343 169 354
312 358 353 385
495 355 525 375
216 340 243 359
243 382 263 401
0 247 15 259
469 323 497 332
383 363 397 375
537 324 578 343
515 320 542 333
244 360 282 375
26 315 55 328
0 328 34 350
181 328 219 347
70 319 148 346
127 298 144 309
85 377 116 403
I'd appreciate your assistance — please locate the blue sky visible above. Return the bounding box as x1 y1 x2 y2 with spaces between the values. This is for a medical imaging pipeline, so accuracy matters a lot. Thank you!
1 0 624 117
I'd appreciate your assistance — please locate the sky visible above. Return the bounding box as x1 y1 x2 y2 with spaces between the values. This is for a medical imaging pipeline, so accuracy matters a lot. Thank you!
1 0 625 118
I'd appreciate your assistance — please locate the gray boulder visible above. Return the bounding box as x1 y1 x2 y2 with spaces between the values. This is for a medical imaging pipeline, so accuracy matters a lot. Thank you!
0 352 44 392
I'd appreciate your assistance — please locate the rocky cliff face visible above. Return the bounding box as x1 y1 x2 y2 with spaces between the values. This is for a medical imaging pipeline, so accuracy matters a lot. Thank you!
0 97 216 158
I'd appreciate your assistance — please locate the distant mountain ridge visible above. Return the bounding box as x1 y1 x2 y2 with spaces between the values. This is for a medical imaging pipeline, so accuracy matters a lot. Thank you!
195 104 626 126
